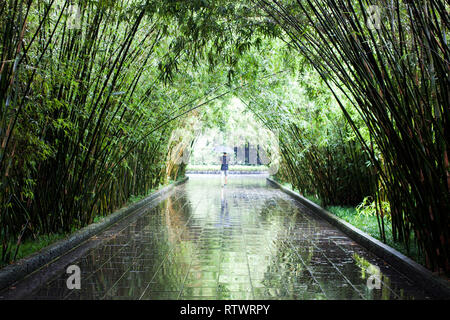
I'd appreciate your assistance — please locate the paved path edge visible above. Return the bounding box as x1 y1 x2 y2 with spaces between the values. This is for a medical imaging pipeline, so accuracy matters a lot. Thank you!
0 177 189 292
267 177 450 300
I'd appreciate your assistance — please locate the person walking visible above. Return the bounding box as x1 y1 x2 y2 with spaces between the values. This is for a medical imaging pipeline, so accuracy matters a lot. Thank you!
221 152 229 186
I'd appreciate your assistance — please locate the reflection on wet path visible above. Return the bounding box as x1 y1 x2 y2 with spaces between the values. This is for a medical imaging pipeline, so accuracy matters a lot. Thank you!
3 175 431 299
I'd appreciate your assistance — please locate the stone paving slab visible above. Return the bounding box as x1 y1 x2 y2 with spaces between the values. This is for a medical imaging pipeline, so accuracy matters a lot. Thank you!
0 174 435 300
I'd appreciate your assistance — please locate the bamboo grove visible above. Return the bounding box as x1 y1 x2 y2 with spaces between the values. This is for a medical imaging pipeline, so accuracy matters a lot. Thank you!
1 0 449 276
0 0 269 263
252 0 449 274
235 51 374 210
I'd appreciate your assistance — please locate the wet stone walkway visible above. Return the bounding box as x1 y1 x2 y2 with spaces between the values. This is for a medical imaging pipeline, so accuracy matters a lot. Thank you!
1 175 431 300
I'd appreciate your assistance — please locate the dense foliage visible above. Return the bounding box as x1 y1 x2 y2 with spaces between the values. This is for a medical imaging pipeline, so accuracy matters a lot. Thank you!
237 56 374 207
0 0 267 262
252 0 449 274
0 0 448 276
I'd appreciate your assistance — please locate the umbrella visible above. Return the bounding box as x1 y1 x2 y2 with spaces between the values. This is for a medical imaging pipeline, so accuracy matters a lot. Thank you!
213 145 234 153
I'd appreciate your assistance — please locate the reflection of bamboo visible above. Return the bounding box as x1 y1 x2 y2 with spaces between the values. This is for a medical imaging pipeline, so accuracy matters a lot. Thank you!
163 195 209 282
164 196 189 244
256 201 317 295
163 196 201 272
353 253 407 299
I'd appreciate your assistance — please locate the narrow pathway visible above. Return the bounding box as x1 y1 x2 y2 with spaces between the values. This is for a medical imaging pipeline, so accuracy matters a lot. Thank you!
1 175 431 299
